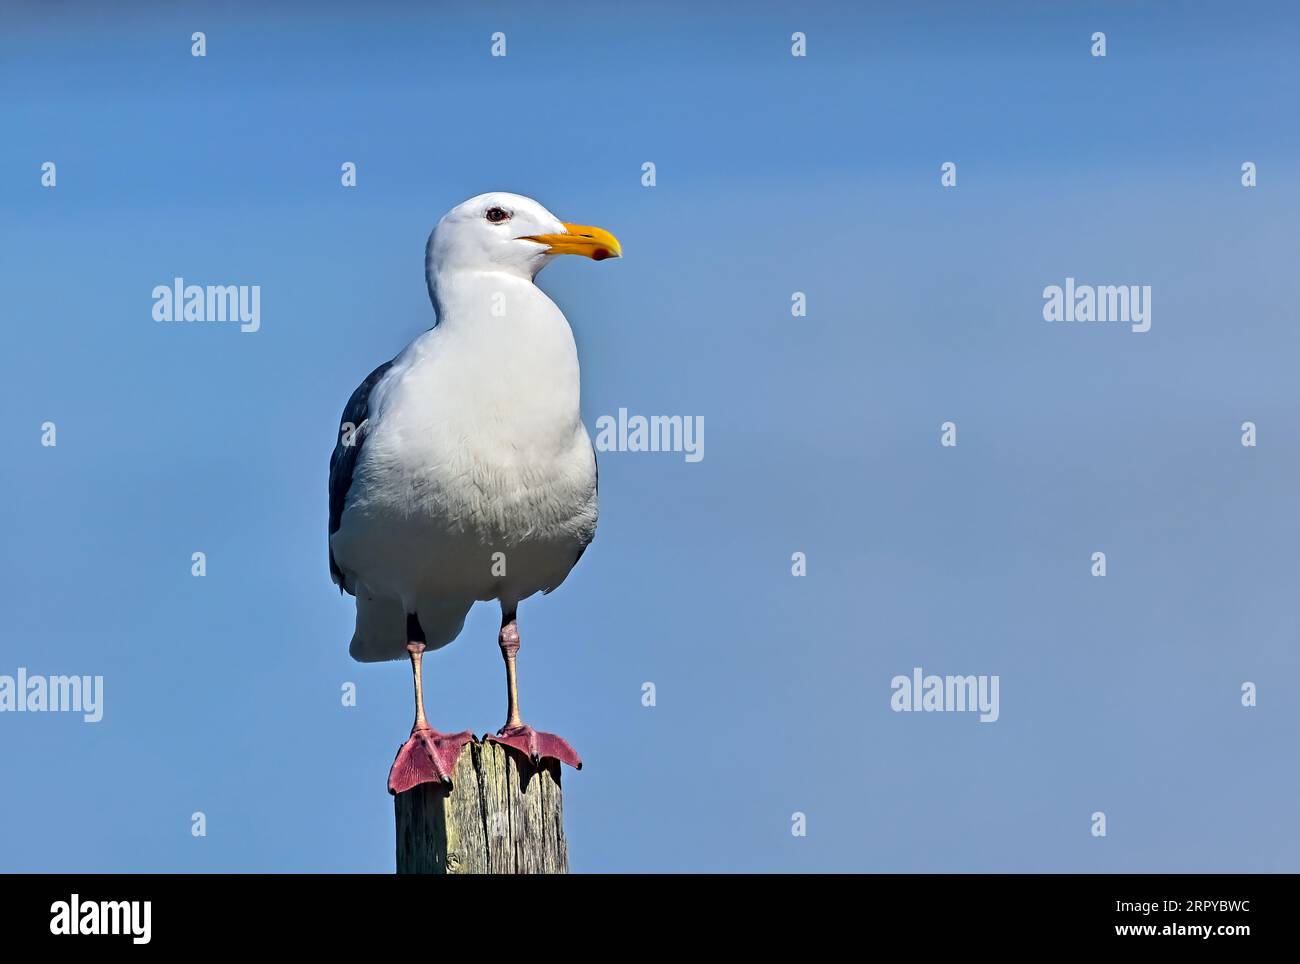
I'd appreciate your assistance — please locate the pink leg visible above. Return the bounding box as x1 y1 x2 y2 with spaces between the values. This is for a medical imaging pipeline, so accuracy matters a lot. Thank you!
486 613 582 769
387 641 474 795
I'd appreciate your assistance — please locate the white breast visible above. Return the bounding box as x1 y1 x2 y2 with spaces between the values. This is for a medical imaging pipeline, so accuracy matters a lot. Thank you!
331 273 598 611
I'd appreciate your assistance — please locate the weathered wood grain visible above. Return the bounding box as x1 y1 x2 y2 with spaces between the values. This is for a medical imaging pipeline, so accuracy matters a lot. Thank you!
394 739 567 874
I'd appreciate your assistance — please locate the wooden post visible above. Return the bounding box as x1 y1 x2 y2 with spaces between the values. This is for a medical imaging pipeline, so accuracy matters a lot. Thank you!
394 739 568 874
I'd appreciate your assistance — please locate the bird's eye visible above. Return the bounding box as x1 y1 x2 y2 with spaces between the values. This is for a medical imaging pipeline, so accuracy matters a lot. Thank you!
484 206 511 224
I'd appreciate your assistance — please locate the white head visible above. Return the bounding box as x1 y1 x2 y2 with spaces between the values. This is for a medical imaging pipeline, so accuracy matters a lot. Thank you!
425 192 621 301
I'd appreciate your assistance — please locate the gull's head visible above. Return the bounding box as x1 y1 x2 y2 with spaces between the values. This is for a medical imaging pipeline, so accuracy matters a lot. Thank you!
426 192 621 284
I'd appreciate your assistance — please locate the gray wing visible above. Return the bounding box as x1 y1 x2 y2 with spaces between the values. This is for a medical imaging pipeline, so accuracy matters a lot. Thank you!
328 360 394 592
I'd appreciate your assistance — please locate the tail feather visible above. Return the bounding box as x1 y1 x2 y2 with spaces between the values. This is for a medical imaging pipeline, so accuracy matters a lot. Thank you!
348 591 471 662
348 591 408 662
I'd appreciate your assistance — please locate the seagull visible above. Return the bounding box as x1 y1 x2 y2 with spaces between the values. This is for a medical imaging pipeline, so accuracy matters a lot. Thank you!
327 192 621 794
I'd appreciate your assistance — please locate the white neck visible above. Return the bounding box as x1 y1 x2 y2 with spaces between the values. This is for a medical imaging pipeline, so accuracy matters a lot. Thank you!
427 267 545 329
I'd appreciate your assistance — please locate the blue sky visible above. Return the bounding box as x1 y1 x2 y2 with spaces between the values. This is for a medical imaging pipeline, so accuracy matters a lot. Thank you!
2 1 1298 872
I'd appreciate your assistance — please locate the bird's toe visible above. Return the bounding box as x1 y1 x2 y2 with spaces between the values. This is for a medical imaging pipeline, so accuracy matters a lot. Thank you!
387 725 475 795
488 724 582 770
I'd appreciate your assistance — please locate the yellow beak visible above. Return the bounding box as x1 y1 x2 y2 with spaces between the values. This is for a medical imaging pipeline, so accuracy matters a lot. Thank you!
521 222 622 261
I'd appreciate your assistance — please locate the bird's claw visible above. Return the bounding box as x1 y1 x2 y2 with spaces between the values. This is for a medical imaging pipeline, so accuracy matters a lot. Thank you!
387 725 475 795
488 724 582 770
